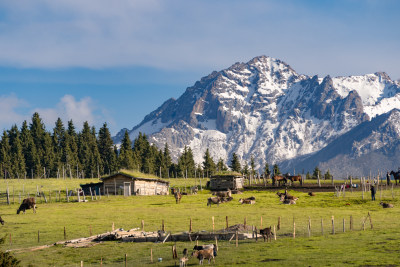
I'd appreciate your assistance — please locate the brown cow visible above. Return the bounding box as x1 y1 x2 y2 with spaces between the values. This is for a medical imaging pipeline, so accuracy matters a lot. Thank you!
260 226 273 242
17 197 37 214
174 192 182 204
0 216 4 225
380 202 394 208
239 198 256 204
214 190 232 198
191 247 216 265
308 192 315 196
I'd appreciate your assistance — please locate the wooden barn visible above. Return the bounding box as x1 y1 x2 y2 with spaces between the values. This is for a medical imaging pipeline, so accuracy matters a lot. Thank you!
209 172 244 191
101 171 169 196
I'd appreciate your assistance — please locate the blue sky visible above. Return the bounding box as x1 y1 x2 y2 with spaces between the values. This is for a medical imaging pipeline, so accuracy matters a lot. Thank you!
0 0 399 135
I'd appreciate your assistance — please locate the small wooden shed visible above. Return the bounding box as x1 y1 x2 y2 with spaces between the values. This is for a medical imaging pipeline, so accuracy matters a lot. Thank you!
101 171 169 196
210 172 244 191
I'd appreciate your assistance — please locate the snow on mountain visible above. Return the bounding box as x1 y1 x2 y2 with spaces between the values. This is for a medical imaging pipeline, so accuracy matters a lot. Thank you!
114 56 400 175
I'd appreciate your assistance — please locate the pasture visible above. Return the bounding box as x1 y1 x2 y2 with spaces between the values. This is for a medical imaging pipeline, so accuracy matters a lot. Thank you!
0 178 400 266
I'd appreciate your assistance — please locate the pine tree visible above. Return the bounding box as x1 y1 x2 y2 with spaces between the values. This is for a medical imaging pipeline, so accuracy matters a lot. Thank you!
178 146 195 177
118 130 134 169
202 149 216 177
324 169 332 180
242 161 249 176
312 166 321 180
264 162 271 178
273 164 281 175
8 125 25 178
64 120 79 177
216 158 227 172
21 122 39 178
52 118 65 177
98 123 117 174
250 155 256 177
229 153 241 172
41 132 55 177
162 143 172 177
0 131 11 178
306 171 311 180
29 112 45 176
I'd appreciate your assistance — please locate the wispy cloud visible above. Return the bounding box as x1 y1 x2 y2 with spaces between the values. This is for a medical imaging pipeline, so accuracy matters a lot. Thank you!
0 93 112 132
0 94 29 130
0 0 398 78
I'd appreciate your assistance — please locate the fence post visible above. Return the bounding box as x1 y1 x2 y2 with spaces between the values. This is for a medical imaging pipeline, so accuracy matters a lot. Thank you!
215 236 218 251
331 216 335 235
162 220 165 232
125 253 127 267
226 216 229 229
350 215 353 231
321 218 324 235
293 222 295 239
189 218 192 232
244 217 247 228
273 225 276 240
308 217 311 238
66 187 69 202
64 226 66 239
278 217 281 230
112 222 115 232
260 216 263 229
38 230 40 243
6 186 10 205
368 212 373 229
150 248 153 263
212 216 214 233
141 220 145 231
343 218 345 232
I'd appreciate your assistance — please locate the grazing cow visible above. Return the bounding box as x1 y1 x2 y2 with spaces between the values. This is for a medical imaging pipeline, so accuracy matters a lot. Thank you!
380 202 394 208
308 192 315 196
191 247 216 265
191 186 198 194
179 256 189 267
183 248 188 257
231 189 242 194
260 226 273 242
193 244 216 252
220 196 233 203
0 216 4 225
174 192 182 204
17 197 37 214
207 197 222 207
214 190 232 198
279 194 297 202
282 198 297 205
239 198 256 204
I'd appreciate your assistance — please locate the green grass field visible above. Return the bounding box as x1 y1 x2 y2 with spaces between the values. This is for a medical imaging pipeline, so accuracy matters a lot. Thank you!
0 178 399 266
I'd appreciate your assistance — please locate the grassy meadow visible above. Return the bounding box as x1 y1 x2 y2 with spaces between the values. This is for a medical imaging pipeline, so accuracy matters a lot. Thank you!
0 178 400 266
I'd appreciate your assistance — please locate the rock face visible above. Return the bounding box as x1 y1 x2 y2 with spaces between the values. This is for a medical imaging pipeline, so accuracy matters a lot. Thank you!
114 56 400 177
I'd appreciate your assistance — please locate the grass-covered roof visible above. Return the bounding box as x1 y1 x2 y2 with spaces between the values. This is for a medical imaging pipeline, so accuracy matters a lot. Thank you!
212 171 243 177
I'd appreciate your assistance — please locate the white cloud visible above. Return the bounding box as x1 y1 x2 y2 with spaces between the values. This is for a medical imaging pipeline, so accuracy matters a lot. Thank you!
0 0 398 79
0 93 112 132
0 94 29 131
34 94 109 129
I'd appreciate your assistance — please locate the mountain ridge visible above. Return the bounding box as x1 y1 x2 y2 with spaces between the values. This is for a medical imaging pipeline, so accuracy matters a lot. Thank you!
114 56 400 176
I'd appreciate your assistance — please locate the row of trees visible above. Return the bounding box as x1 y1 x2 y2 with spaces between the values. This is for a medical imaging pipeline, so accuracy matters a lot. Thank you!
0 112 331 179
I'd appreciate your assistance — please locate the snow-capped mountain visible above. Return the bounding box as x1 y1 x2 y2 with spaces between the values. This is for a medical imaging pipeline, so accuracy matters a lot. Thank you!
114 56 400 176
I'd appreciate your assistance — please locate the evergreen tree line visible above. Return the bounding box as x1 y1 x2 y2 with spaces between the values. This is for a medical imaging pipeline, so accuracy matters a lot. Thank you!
0 112 331 179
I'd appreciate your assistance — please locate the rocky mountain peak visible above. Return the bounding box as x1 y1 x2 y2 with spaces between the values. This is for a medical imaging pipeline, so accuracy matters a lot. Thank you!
115 56 400 176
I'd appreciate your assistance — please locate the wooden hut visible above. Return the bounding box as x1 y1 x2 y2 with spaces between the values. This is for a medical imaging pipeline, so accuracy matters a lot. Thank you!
210 172 244 191
101 171 169 196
